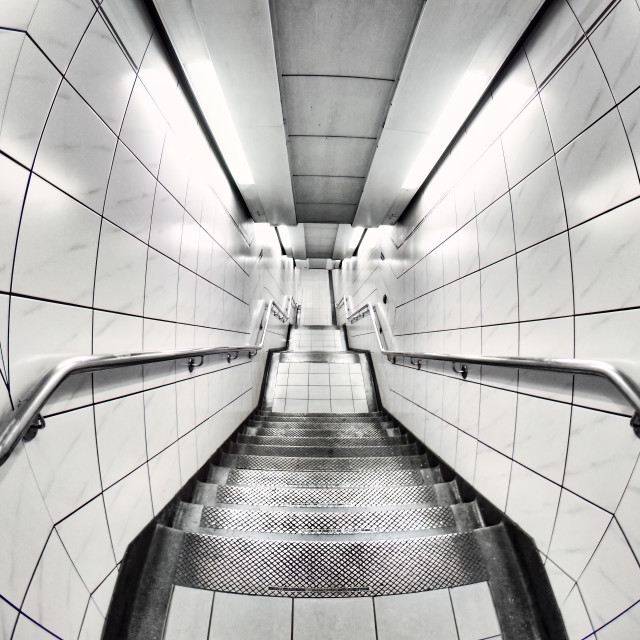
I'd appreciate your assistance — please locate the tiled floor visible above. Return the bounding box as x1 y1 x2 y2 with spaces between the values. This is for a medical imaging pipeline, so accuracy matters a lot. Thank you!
289 328 346 352
271 361 369 413
163 582 502 639
297 269 333 325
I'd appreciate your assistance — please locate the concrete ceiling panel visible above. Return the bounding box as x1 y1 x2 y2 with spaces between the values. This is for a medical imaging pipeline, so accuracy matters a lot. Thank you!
273 0 423 79
304 223 339 258
283 76 394 138
296 204 357 224
293 176 364 205
289 136 376 177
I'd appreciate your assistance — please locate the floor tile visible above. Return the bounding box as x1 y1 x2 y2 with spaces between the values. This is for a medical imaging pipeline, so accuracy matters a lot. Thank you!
450 582 501 640
163 586 213 640
293 598 376 640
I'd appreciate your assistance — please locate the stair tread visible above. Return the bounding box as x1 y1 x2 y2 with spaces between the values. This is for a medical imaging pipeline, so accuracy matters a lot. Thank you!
229 443 419 457
221 453 429 471
238 434 405 446
174 529 487 597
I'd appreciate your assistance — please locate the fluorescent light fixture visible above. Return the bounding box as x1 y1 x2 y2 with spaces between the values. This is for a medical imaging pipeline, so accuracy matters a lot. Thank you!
187 60 254 185
402 70 488 191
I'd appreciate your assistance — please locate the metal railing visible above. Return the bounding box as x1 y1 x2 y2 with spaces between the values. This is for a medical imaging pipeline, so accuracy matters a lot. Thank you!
0 296 298 465
336 295 640 434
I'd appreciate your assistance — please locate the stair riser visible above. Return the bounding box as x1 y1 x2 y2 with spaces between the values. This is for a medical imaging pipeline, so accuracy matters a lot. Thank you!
228 443 419 458
221 454 429 472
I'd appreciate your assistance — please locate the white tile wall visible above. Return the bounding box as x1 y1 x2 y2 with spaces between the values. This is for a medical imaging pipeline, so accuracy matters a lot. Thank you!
335 1 640 636
0 1 294 637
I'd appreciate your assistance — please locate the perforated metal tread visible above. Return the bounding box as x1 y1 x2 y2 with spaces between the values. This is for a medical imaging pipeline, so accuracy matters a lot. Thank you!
253 426 391 438
174 531 486 597
254 413 383 422
221 453 429 472
200 505 456 535
213 484 440 508
216 468 430 487
238 434 407 447
229 443 419 458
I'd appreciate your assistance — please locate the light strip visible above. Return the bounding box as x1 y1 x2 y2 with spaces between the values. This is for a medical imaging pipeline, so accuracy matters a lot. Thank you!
187 60 254 185
402 70 488 190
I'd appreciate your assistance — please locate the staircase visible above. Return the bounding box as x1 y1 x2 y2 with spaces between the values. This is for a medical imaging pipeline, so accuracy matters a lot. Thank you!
107 332 564 639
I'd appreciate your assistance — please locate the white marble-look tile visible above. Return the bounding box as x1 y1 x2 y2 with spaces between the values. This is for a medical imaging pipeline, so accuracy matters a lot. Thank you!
103 142 156 242
93 567 118 617
78 597 105 640
0 443 53 603
459 272 481 328
619 86 640 170
502 95 554 188
13 175 101 305
12 613 58 639
176 267 197 325
541 41 614 151
455 430 478 484
513 394 571 483
616 459 640 560
524 0 583 86
579 520 640 629
178 429 199 483
564 406 640 512
472 141 509 214
426 245 444 291
476 195 515 269
517 233 574 321
209 592 291 640
594 600 640 639
375 589 458 640
138 33 179 125
103 464 153 562
481 323 518 358
456 219 479 279
474 443 512 510
450 582 501 640
66 12 136 132
480 257 519 325
94 220 148 315
441 235 459 285
544 557 575 604
575 308 640 380
0 1 38 29
28 0 95 71
294 597 376 640
0 154 29 291
426 288 445 331
159 130 189 205
557 108 640 228
443 281 461 330
22 531 89 640
101 0 154 69
510 159 567 252
567 0 614 30
571 199 640 314
0 35 61 167
95 393 147 488
454 175 476 227
547 489 612 581
478 385 517 456
458 379 480 436
506 463 561 554
144 384 178 458
120 79 167 176
0 597 17 639
180 214 201 273
590 0 640 102
150 185 184 263
560 586 594 640
163 586 213 640
56 495 116 592
148 442 181 514
144 248 179 322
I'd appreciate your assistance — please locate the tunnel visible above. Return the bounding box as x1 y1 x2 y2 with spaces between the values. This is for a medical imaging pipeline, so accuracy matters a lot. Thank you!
1 0 640 638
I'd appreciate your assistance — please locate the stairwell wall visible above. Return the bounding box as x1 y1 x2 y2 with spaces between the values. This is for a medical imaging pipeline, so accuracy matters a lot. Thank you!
0 1 294 637
335 0 640 637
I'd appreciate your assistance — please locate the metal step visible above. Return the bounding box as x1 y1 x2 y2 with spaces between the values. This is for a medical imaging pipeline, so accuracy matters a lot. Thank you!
220 453 429 472
209 466 442 487
199 505 457 535
253 413 384 423
237 434 408 447
174 530 487 597
249 426 398 438
228 443 419 458
204 483 457 508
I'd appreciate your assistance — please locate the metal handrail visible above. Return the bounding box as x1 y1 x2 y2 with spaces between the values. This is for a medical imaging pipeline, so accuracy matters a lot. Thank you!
336 295 640 433
0 296 299 465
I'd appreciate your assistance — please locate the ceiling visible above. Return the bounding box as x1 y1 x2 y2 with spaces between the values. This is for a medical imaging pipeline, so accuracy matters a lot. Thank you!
152 0 545 260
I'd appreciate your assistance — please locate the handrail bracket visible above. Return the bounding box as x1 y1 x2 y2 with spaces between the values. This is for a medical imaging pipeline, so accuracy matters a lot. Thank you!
23 413 46 442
